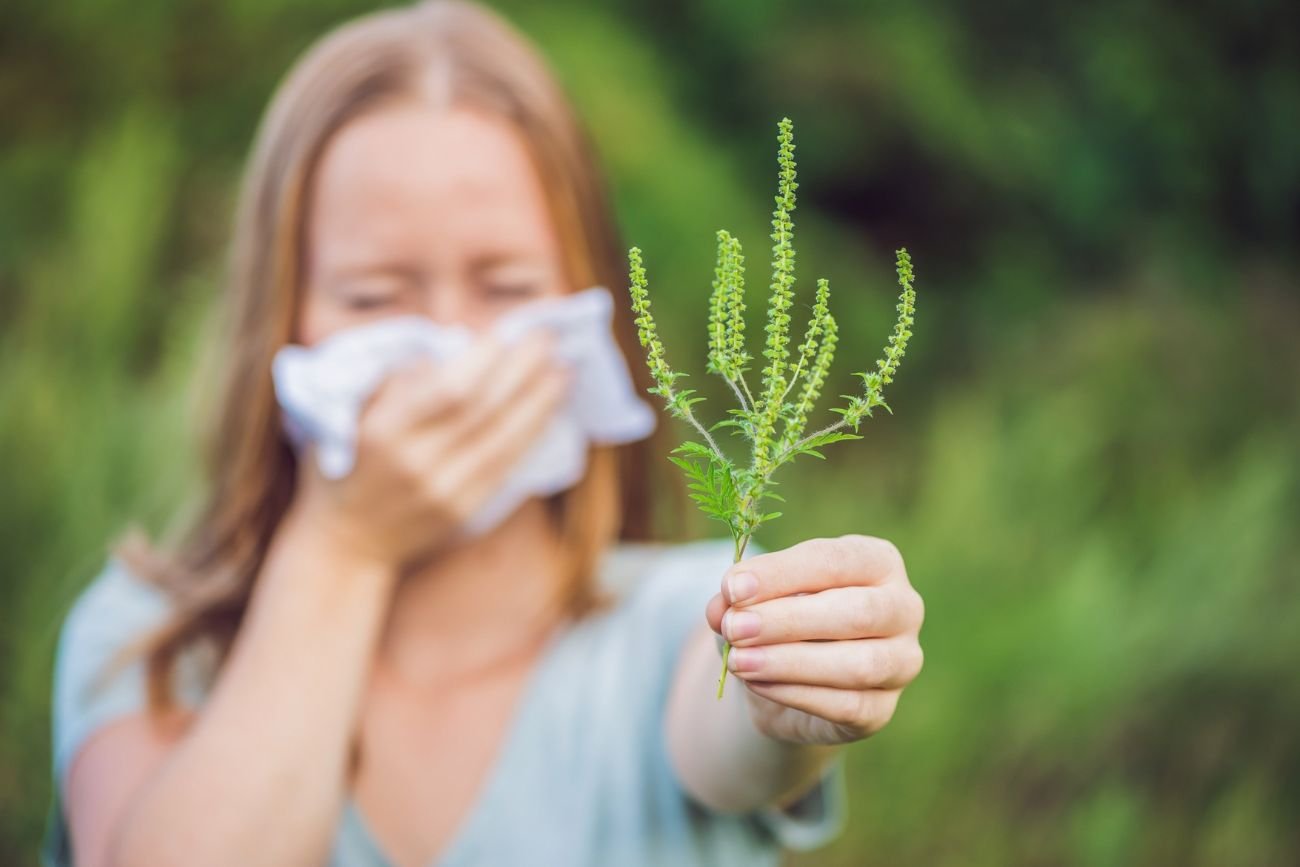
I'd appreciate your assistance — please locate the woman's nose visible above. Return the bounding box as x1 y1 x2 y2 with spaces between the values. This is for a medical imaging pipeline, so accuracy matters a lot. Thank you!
421 284 474 329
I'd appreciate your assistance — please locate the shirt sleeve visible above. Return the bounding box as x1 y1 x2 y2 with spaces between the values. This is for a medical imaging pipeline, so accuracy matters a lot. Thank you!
50 557 173 784
751 752 849 851
629 538 849 853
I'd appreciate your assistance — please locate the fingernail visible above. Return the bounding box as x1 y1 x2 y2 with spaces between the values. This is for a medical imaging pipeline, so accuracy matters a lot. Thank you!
726 571 758 604
722 609 760 641
727 646 764 673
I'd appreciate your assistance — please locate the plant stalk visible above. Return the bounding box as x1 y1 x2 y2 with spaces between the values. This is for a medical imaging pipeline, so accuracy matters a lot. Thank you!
718 523 754 699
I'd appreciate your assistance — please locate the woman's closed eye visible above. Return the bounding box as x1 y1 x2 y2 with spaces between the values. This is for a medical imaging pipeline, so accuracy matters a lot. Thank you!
333 269 419 311
474 257 551 305
482 280 541 302
344 291 400 311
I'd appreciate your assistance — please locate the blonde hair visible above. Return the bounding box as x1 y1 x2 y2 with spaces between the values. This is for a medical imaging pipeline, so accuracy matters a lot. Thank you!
119 0 677 710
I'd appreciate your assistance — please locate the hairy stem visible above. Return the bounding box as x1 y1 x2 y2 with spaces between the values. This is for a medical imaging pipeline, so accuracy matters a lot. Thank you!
724 376 751 413
678 400 727 459
771 417 851 468
739 376 757 409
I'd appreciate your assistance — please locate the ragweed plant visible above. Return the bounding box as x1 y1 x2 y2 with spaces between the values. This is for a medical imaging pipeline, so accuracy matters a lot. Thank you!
627 117 919 699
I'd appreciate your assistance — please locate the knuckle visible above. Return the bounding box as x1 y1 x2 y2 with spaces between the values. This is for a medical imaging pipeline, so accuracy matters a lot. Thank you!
853 690 896 736
847 690 879 732
848 587 876 635
853 691 876 729
851 649 877 689
842 533 873 549
883 690 901 723
869 641 895 686
807 536 853 581
906 588 926 628
909 643 925 681
869 536 905 573
821 691 860 728
827 534 904 581
767 605 796 640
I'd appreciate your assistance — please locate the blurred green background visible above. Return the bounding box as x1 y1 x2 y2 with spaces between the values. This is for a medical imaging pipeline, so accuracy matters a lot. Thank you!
2 0 1297 864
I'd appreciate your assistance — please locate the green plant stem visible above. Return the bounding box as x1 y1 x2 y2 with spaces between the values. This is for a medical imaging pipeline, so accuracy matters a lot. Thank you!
723 376 751 413
652 374 727 458
738 376 757 410
717 518 754 699
717 642 732 699
676 398 727 459
772 417 851 465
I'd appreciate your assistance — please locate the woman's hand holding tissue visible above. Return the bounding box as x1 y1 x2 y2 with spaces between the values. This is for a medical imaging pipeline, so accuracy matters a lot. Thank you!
288 330 572 576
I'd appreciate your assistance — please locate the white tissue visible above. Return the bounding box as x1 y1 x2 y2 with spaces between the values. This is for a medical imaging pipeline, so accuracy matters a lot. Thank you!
271 286 657 536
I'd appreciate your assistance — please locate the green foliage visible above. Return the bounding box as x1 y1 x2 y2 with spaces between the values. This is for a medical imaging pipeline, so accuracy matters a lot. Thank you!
626 118 918 697
2 0 1297 863
779 298 1300 867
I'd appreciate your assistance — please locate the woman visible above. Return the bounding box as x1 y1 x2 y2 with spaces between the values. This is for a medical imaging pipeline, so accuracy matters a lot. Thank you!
45 2 925 865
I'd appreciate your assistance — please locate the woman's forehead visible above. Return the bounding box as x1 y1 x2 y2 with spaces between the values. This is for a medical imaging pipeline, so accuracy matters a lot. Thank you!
309 102 556 258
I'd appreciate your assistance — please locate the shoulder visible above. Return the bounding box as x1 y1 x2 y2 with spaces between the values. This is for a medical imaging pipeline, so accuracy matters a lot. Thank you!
58 557 174 659
584 538 753 691
54 557 175 701
598 537 739 606
50 557 183 781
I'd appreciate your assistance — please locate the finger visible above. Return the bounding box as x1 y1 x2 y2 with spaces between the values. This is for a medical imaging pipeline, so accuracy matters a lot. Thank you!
720 584 924 647
726 636 923 690
705 592 727 634
370 334 521 432
434 331 560 440
742 682 901 738
721 535 906 608
449 366 572 507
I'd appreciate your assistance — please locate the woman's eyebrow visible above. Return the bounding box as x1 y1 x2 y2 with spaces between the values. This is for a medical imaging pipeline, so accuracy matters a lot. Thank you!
327 262 426 285
466 251 546 272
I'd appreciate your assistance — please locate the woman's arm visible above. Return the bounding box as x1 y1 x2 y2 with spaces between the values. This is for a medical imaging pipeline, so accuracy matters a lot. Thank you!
66 510 395 867
64 334 570 867
665 535 924 813
665 623 842 813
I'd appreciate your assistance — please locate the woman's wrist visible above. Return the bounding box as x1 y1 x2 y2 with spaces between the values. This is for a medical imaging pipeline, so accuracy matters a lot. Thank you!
276 498 400 594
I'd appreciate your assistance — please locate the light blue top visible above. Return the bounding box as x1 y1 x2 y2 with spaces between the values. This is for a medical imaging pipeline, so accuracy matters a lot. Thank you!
43 538 848 866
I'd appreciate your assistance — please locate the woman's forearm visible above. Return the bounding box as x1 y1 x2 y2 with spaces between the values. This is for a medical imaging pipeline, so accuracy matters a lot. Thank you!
108 507 395 867
665 623 842 814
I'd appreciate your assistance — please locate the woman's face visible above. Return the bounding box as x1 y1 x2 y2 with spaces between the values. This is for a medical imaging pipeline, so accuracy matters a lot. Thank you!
297 103 570 345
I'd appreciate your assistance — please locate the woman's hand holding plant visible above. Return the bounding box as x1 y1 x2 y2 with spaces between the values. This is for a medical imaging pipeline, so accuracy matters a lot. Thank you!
704 535 924 745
